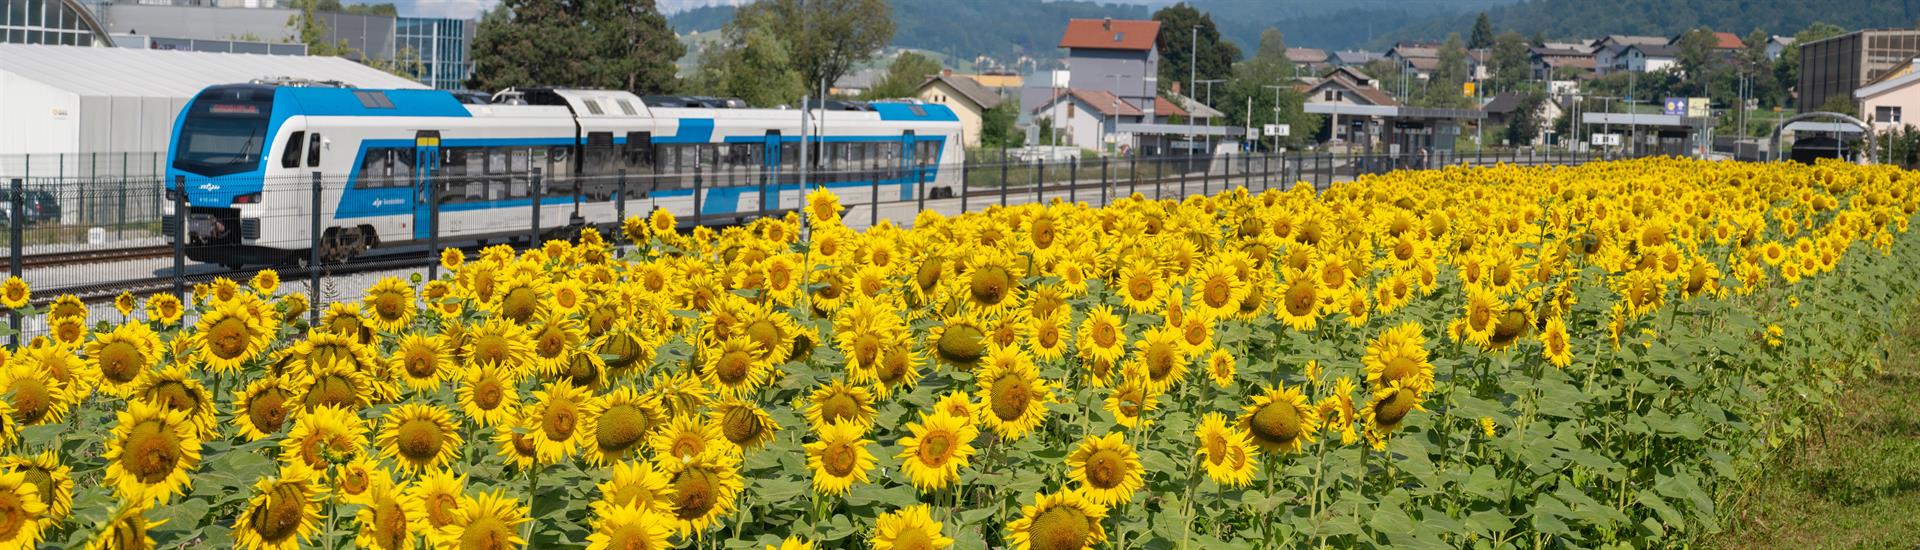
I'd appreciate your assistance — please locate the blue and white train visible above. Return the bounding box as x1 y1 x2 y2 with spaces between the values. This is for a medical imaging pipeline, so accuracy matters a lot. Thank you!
163 81 963 266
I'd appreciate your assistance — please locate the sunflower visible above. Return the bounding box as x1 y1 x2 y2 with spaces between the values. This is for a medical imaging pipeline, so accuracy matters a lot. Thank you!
410 469 467 533
1274 269 1323 331
1362 322 1435 394
871 504 954 550
1065 432 1144 506
0 277 27 309
806 188 843 226
596 321 658 377
959 249 1024 316
376 403 463 473
1360 381 1426 451
354 479 422 550
430 491 529 550
1541 315 1574 367
1319 377 1360 446
1131 325 1187 394
329 456 387 506
1188 260 1247 320
1204 349 1236 387
581 388 663 466
803 420 876 496
768 536 815 550
193 299 268 372
867 343 925 397
925 314 989 370
457 363 521 428
661 450 744 537
586 503 673 550
974 346 1052 441
1238 384 1320 455
595 459 677 517
1075 306 1127 367
1022 313 1071 363
1453 284 1501 346
463 319 535 375
112 291 138 317
1004 490 1108 550
103 400 202 507
1104 373 1158 430
278 405 367 474
391 333 450 392
294 361 382 412
0 451 66 530
703 336 770 399
1194 413 1257 488
86 503 161 550
649 413 734 463
47 294 86 321
1115 260 1163 313
88 322 160 397
896 412 977 492
50 316 87 347
489 272 549 325
804 378 876 432
710 399 779 452
144 293 183 326
526 380 589 464
0 361 66 428
0 471 46 549
232 467 323 550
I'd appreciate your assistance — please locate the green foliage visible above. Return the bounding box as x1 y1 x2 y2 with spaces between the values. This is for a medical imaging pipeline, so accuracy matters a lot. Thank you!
1219 28 1318 148
1505 91 1548 145
1490 31 1531 91
1418 33 1475 109
735 0 895 91
1154 3 1241 93
864 52 943 100
981 100 1024 149
683 8 806 107
1470 13 1495 50
468 0 683 95
284 0 350 57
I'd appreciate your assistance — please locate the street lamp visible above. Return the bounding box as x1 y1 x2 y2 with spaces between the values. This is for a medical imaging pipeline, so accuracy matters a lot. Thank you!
1195 79 1224 157
1105 73 1129 156
1262 84 1288 153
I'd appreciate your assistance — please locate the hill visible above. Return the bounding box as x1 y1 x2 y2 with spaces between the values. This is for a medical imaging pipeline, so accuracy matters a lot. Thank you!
1376 0 1920 46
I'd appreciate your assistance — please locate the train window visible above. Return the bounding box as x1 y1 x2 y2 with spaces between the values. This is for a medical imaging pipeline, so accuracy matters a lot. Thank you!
504 148 533 199
623 132 652 172
616 100 638 116
440 148 472 204
354 90 395 109
360 148 389 188
307 133 322 167
583 100 604 116
281 131 305 169
393 148 415 185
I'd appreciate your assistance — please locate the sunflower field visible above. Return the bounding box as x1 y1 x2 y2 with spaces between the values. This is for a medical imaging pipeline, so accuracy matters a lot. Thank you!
0 157 1912 549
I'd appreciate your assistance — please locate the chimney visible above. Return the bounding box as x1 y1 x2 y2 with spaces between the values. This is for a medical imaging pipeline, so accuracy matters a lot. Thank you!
1103 17 1112 31
1171 81 1181 95
942 69 954 77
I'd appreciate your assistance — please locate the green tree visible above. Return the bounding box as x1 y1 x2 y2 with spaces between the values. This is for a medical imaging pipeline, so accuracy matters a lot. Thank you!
1420 33 1473 108
981 100 1023 149
1674 28 1720 85
1491 31 1531 90
1530 30 1547 47
285 0 350 57
734 0 895 90
1777 22 1846 108
1220 29 1317 147
1470 13 1495 49
469 0 683 95
684 7 805 106
865 52 943 99
1505 91 1548 145
1154 3 1241 94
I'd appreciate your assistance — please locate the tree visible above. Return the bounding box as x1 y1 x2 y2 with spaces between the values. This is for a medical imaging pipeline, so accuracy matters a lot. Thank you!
1154 3 1241 94
1505 91 1548 145
1776 22 1846 108
865 52 943 99
1420 33 1473 108
734 0 895 90
1674 28 1721 85
1219 29 1317 148
285 0 350 57
981 101 1023 149
1491 31 1531 90
1470 13 1495 50
1530 30 1547 47
684 7 805 107
469 0 683 95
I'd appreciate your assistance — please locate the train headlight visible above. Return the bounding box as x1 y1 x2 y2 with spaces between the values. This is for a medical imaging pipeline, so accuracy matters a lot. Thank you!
164 189 184 202
232 192 261 205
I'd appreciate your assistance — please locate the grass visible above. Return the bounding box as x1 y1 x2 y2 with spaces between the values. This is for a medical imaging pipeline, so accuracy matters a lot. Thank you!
1709 298 1920 549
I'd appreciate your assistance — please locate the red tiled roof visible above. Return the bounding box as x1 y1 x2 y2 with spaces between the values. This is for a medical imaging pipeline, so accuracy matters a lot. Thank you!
1059 19 1161 51
1034 88 1188 119
1713 31 1745 49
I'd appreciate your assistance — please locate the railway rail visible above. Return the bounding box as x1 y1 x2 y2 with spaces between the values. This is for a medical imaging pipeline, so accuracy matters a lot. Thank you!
0 245 174 271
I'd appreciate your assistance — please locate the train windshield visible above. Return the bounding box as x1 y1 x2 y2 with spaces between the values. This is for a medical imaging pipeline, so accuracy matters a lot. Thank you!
173 86 275 177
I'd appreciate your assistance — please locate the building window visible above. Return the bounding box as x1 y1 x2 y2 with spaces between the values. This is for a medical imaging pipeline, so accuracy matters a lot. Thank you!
1066 102 1075 118
1877 105 1903 123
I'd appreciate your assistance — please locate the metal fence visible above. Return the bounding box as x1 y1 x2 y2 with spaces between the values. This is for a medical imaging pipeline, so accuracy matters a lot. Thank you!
0 148 1625 336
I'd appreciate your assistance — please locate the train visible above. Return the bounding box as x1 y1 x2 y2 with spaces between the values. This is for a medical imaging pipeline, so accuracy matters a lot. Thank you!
162 80 964 267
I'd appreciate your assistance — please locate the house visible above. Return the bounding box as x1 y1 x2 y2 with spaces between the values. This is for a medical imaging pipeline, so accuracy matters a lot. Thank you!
1530 47 1595 81
1591 35 1667 75
1856 58 1920 133
968 71 1024 90
1386 43 1441 79
1481 92 1564 146
1616 43 1678 74
1329 50 1382 68
1467 49 1492 81
1028 88 1190 153
1286 47 1329 74
1766 35 1795 60
1058 17 1161 118
1303 67 1398 142
916 72 1004 148
831 67 886 96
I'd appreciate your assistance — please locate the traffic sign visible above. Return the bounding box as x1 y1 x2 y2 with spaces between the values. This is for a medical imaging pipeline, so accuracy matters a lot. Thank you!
1263 124 1290 137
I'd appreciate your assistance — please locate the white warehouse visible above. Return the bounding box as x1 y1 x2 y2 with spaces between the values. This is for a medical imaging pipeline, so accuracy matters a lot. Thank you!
0 43 425 183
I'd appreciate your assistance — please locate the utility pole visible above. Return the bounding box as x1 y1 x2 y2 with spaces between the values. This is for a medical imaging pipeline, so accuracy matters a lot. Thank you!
1263 84 1288 153
1197 79 1224 156
1190 26 1198 160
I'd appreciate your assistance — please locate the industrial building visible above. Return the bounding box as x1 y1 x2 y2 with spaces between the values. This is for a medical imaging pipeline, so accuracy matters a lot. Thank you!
1797 29 1920 113
0 43 425 181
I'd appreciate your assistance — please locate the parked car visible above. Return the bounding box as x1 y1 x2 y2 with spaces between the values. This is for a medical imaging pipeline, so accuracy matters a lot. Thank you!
0 190 57 226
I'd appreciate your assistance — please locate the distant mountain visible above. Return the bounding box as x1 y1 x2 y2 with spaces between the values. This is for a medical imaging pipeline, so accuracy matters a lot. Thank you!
1375 0 1920 47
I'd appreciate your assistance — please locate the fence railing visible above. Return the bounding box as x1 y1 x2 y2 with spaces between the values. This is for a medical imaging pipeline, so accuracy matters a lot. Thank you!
0 149 1626 336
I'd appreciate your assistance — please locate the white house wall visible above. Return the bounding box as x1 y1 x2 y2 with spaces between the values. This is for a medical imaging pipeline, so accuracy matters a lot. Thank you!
0 73 81 178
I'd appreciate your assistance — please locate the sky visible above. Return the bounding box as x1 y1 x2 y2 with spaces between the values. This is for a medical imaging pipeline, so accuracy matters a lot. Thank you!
358 0 764 19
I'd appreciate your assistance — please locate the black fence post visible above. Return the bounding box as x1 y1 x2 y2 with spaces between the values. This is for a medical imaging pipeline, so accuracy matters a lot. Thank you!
1031 159 1041 205
428 173 440 281
1128 157 1138 197
917 166 928 214
1068 157 1079 204
758 163 770 220
170 175 186 301
870 158 881 226
615 169 627 245
9 178 21 344
1180 156 1190 198
1154 157 1163 200
692 165 704 227
530 167 543 246
999 159 1009 208
959 162 969 215
308 172 321 328
1100 157 1110 206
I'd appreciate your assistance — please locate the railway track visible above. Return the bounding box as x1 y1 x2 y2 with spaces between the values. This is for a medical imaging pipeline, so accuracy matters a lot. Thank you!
0 245 175 271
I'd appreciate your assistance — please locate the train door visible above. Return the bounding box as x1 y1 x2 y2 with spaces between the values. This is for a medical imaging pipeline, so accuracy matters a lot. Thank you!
412 131 440 241
762 131 781 213
900 131 916 200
